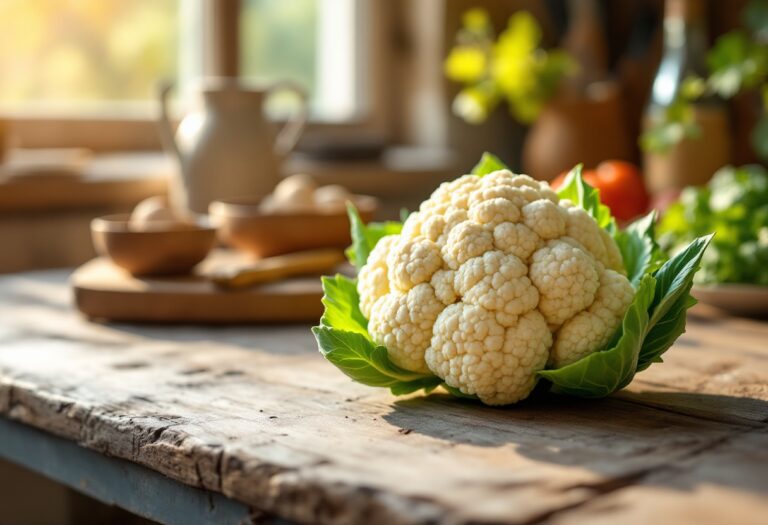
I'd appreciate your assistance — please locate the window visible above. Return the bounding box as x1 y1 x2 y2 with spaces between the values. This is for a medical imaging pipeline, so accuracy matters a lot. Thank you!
240 0 362 121
0 0 368 124
0 0 180 115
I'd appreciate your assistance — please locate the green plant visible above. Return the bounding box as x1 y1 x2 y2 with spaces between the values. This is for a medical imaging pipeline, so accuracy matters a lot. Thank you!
659 164 768 285
444 9 575 124
641 0 768 162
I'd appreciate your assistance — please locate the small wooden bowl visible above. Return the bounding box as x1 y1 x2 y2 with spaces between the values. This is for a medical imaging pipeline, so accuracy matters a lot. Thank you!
210 196 377 258
91 214 217 276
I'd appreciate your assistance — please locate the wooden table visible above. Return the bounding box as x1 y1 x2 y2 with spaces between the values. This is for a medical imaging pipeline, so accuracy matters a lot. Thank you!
0 270 766 525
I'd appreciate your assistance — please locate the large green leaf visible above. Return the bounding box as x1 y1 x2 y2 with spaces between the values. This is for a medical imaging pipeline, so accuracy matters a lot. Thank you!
636 235 713 371
319 275 368 335
471 152 509 176
312 326 442 395
636 294 696 372
556 164 617 234
648 234 713 325
615 211 665 287
538 274 656 397
345 203 402 269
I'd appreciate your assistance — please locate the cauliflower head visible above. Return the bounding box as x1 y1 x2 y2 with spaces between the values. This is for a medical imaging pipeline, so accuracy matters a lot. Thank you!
357 170 633 405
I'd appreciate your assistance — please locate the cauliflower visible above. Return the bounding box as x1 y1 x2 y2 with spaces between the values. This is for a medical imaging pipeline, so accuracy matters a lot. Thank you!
316 157 713 407
356 170 632 405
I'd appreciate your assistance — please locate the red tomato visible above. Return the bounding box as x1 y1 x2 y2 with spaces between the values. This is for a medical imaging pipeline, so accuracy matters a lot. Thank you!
551 161 649 221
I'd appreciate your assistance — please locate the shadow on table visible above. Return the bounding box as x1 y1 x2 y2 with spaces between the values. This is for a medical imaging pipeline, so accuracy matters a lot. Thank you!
381 390 768 494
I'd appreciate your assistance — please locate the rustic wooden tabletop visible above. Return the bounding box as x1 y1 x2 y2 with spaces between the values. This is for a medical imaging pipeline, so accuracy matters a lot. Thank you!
0 269 766 525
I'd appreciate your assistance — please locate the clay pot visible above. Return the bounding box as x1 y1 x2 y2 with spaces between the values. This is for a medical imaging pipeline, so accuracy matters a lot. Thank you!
522 81 633 181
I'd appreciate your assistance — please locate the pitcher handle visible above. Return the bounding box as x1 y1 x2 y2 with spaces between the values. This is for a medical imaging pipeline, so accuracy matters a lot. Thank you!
266 81 308 156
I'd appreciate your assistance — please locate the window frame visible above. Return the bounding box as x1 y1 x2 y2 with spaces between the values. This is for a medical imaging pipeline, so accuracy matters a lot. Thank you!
0 0 392 152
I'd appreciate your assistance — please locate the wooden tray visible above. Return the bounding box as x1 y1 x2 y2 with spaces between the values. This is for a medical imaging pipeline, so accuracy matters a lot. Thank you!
72 255 325 324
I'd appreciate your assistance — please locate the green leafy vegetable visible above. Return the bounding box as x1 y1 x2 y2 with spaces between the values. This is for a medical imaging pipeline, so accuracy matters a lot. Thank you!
346 203 403 269
556 164 617 234
471 152 509 176
659 165 768 286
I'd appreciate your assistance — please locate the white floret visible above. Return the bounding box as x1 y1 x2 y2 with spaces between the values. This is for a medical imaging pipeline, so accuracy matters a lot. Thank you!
469 184 539 209
368 283 445 373
453 251 538 320
427 304 551 405
492 222 542 261
529 239 600 327
537 181 559 203
550 268 634 367
387 238 443 291
357 235 399 318
431 269 458 305
436 208 471 246
424 175 480 212
468 197 521 227
402 210 448 244
400 211 423 240
561 204 624 273
442 221 494 269
522 199 567 240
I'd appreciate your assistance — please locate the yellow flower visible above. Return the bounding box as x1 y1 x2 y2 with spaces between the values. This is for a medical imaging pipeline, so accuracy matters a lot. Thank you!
490 11 542 98
445 46 487 84
452 85 498 124
496 11 541 57
463 8 490 32
491 54 536 98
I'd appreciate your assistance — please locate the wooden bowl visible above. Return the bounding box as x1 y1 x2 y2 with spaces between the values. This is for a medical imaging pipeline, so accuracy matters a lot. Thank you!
91 214 217 276
209 196 377 258
692 284 768 319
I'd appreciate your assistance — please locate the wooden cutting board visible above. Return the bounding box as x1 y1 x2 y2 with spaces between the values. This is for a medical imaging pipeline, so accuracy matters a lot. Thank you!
72 255 327 324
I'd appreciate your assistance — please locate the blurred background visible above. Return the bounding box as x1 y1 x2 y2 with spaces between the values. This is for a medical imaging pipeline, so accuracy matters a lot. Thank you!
0 0 765 288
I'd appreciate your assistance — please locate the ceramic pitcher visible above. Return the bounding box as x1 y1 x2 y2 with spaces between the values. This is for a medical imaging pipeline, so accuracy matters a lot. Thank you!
158 78 307 215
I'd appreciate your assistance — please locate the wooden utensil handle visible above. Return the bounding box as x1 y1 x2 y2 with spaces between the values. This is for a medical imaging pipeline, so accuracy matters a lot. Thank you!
211 249 345 290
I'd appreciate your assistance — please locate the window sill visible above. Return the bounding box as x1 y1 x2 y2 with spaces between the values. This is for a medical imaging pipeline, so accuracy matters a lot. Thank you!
0 152 170 214
0 147 458 216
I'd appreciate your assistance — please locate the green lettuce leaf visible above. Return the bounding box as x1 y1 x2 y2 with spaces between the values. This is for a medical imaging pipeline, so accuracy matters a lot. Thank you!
346 203 403 269
615 211 665 287
636 234 713 371
471 152 509 176
556 164 617 234
538 274 656 397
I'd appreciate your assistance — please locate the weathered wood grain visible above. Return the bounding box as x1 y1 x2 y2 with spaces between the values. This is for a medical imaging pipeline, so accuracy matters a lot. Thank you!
0 270 766 525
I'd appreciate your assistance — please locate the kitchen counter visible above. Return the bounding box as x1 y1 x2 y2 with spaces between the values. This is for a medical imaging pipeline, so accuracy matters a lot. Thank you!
0 269 766 524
